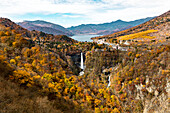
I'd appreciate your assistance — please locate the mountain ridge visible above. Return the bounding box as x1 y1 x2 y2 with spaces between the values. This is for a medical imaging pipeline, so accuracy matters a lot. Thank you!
18 20 74 36
93 10 170 40
68 17 154 35
18 17 154 36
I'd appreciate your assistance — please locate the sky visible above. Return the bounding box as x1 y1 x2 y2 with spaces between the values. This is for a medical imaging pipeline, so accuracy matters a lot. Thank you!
0 0 169 27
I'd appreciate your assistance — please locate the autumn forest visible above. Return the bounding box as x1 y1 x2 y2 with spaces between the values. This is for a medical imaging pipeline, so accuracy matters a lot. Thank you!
0 10 169 113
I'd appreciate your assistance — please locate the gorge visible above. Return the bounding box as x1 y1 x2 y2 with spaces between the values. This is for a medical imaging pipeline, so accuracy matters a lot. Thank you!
0 10 169 113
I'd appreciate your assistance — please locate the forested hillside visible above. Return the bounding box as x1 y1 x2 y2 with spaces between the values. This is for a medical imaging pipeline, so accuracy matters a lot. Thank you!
0 10 169 113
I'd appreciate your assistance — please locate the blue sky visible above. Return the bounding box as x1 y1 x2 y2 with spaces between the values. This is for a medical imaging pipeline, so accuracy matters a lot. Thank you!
0 0 169 27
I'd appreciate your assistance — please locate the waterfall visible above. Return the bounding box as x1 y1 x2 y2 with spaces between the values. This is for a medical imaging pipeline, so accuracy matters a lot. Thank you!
79 52 84 76
107 75 111 87
80 52 84 69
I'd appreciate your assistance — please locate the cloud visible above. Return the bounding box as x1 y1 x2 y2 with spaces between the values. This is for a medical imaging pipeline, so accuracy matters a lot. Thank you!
62 14 83 18
0 0 169 27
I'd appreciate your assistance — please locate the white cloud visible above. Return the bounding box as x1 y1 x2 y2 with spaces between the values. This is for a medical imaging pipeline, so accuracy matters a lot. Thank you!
0 0 169 27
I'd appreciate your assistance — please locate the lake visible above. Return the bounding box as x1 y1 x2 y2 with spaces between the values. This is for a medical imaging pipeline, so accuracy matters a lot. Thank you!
71 34 102 42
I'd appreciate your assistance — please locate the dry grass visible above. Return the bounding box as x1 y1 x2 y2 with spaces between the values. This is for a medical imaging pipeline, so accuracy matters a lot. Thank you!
117 30 158 40
0 76 62 113
0 76 88 113
0 75 87 113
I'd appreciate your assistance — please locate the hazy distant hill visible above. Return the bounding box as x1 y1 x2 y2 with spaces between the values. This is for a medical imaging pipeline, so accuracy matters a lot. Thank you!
18 20 74 36
68 17 154 35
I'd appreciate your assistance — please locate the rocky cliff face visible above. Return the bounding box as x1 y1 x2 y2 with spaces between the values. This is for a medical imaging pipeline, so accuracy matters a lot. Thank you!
85 50 118 76
107 44 170 113
143 92 169 113
65 52 86 75
65 55 81 75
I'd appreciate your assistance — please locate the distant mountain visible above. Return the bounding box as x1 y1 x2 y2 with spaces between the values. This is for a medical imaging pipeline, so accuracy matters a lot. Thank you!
68 17 154 35
18 20 73 36
93 10 170 40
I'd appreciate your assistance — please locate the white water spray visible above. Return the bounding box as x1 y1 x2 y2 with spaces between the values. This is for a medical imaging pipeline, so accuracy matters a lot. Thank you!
80 52 84 70
79 52 84 76
107 75 111 87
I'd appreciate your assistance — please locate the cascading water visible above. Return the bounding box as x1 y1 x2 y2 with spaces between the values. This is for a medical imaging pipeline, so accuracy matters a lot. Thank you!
80 52 84 69
79 52 84 76
107 75 111 87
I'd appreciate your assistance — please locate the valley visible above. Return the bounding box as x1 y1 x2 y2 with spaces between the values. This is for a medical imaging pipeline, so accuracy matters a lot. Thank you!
18 17 154 37
0 10 169 113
